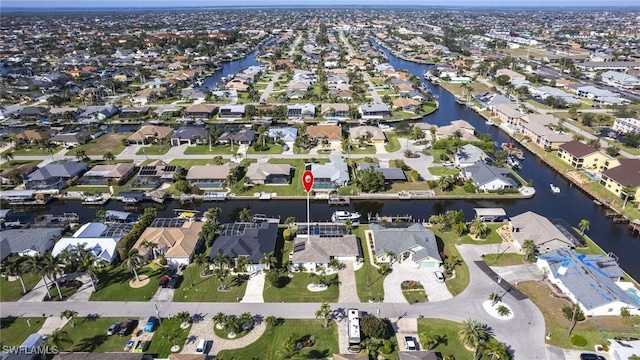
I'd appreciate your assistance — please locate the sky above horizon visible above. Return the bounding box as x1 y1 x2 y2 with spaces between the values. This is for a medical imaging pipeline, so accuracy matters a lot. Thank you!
3 0 640 7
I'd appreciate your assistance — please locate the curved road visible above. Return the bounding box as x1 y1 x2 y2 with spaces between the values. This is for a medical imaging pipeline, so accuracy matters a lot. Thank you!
0 244 546 359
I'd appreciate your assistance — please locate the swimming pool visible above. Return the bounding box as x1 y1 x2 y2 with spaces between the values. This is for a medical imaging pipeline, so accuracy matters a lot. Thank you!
625 288 640 306
581 170 600 181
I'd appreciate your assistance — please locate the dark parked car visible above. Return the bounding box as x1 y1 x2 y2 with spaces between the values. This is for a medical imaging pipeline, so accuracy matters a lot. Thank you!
106 322 120 336
164 267 177 277
159 275 170 288
167 276 181 289
118 319 134 336
579 354 605 360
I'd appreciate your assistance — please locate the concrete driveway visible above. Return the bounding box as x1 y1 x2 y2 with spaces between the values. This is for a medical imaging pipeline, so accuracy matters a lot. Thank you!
491 263 543 284
151 287 174 302
383 261 452 303
393 317 420 351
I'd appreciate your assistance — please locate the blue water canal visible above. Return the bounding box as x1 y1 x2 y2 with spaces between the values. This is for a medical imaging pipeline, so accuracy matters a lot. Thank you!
16 44 640 280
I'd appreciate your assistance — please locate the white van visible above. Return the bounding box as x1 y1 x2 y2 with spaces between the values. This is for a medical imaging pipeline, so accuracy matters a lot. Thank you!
195 339 207 354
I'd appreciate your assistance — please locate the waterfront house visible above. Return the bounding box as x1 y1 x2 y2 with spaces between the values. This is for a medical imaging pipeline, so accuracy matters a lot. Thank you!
508 211 577 253
119 107 150 118
557 140 609 170
79 163 136 186
358 103 391 120
492 103 524 127
349 126 386 144
267 127 297 142
52 222 133 264
186 163 238 189
127 125 174 145
462 162 517 191
321 104 349 119
306 125 343 143
14 129 54 144
185 104 217 119
368 222 442 268
218 129 256 145
392 98 421 112
495 69 526 83
134 218 204 266
599 159 640 201
76 105 120 123
131 160 182 190
537 248 639 316
170 126 208 146
287 104 316 119
245 163 292 185
357 163 406 182
209 222 278 271
0 228 62 262
474 93 512 109
50 131 92 147
518 115 572 149
218 105 246 120
0 163 37 185
25 161 87 190
435 120 477 141
306 157 349 190
454 144 487 168
290 231 360 272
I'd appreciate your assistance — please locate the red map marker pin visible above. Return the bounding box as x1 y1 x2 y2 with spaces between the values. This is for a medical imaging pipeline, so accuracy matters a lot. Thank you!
302 170 314 193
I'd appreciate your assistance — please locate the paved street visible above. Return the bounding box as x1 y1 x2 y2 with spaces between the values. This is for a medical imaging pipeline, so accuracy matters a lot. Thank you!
259 71 281 103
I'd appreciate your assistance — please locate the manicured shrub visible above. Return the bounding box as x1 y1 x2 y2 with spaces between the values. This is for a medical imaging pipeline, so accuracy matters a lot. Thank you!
571 334 587 347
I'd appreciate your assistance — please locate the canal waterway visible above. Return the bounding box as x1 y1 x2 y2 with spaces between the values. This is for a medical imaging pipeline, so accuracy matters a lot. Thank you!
12 43 640 280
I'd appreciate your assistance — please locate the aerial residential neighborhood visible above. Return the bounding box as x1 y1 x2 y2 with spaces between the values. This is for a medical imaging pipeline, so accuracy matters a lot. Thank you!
0 4 640 360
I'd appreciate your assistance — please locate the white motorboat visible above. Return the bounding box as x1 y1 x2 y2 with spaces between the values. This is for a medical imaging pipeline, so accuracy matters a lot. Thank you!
331 210 361 223
485 120 496 126
550 184 560 194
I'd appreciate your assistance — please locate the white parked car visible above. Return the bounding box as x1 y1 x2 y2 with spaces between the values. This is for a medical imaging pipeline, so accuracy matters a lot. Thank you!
434 271 445 283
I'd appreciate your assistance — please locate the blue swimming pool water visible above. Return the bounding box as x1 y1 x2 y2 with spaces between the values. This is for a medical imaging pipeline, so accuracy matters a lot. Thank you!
581 170 600 181
625 288 640 306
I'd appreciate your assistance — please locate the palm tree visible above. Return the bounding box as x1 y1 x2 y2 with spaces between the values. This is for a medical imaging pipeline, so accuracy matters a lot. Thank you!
578 219 590 235
23 255 51 298
1 151 14 165
41 253 64 299
483 341 509 360
60 309 78 327
213 252 231 269
621 185 636 209
45 329 73 351
458 319 491 360
469 217 488 239
122 249 142 282
238 207 252 222
102 151 115 163
488 292 501 305
384 251 395 264
496 305 511 317
204 207 222 222
437 175 454 192
75 149 87 162
315 303 332 328
193 253 209 271
521 239 536 262
213 312 227 327
140 240 158 260
235 256 250 273
214 267 231 290
167 330 181 346
175 311 191 325
84 259 103 293
2 255 27 294
260 252 277 270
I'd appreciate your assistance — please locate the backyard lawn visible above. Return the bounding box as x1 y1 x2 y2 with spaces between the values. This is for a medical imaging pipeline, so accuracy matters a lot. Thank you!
184 144 237 155
0 272 42 302
147 318 190 357
263 273 339 303
136 144 171 156
173 265 248 302
58 316 130 352
353 226 387 302
90 266 164 301
216 319 339 360
0 317 45 346
67 133 130 156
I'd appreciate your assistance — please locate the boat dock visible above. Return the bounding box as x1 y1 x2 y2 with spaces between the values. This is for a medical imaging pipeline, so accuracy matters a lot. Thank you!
328 196 350 206
368 214 413 223
82 194 111 205
203 192 227 201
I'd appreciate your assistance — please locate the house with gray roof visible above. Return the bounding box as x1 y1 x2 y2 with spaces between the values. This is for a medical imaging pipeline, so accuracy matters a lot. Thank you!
358 103 391 120
287 104 316 119
209 222 278 271
0 228 62 262
290 233 360 272
170 126 208 146
454 144 486 168
357 163 406 182
462 162 516 191
306 157 349 190
50 130 92 147
219 129 255 145
218 105 246 120
369 222 442 268
186 163 238 189
537 248 639 316
508 211 578 253
245 163 292 185
267 127 297 142
25 161 87 190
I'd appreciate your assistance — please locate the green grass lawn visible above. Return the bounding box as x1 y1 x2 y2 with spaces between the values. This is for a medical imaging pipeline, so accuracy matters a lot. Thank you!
67 133 130 156
417 318 476 360
353 226 386 302
5 145 63 156
518 281 640 350
426 149 447 163
168 159 229 168
246 144 284 154
59 316 130 352
345 144 376 154
384 132 401 153
263 273 339 302
0 160 40 169
89 266 163 301
184 145 237 155
0 272 42 302
147 318 190 357
136 144 171 156
431 227 470 296
231 158 326 197
0 317 45 346
482 252 526 266
46 284 80 301
456 224 504 245
428 167 460 177
173 265 248 302
216 319 339 360
403 289 428 304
